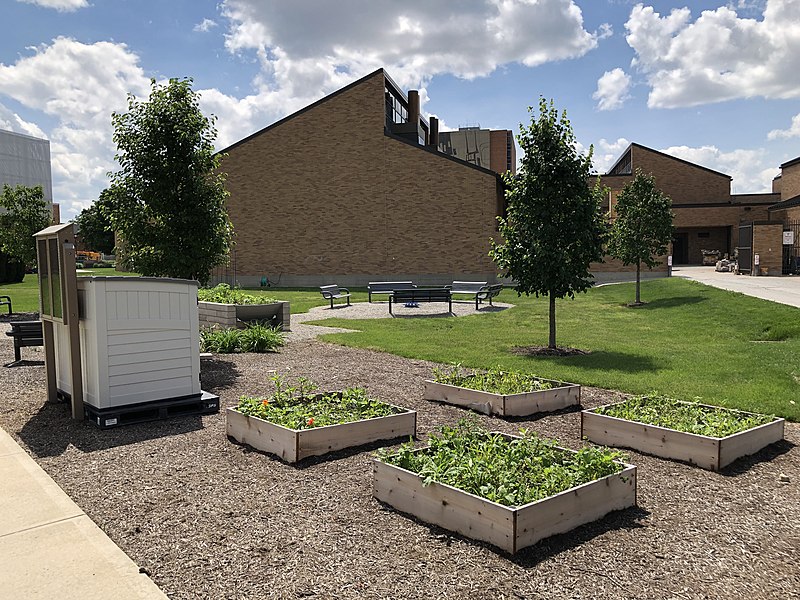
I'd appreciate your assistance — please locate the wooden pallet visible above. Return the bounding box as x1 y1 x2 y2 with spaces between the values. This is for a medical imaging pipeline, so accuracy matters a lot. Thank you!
83 391 220 429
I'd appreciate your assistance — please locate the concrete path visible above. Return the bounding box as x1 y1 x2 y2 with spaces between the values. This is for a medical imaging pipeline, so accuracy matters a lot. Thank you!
0 427 167 600
673 266 800 308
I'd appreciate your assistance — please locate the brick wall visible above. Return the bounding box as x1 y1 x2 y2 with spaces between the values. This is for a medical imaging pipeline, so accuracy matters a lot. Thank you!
780 162 800 200
752 223 784 275
489 130 509 175
220 70 502 287
631 145 731 203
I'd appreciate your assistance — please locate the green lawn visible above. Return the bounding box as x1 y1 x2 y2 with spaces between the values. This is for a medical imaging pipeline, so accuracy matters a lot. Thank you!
312 279 800 420
0 269 149 313
5 276 797 419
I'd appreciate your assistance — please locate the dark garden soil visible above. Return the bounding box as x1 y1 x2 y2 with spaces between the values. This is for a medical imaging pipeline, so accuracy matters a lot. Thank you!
1 333 798 600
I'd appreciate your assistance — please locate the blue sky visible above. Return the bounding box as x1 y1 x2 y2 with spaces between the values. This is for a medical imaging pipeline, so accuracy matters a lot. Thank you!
1 0 799 221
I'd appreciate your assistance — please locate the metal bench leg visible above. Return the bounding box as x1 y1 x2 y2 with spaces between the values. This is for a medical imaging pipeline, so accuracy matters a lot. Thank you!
475 296 479 310
389 298 393 315
347 296 351 306
330 297 334 309
14 341 22 363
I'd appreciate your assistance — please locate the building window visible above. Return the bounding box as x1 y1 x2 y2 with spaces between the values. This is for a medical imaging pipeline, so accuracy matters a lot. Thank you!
385 88 408 127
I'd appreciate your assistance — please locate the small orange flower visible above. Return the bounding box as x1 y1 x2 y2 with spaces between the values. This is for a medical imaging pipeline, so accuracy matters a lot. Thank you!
307 417 314 426
262 400 269 406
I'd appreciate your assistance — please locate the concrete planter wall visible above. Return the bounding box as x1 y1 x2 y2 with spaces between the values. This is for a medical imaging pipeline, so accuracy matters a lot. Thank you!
198 301 290 330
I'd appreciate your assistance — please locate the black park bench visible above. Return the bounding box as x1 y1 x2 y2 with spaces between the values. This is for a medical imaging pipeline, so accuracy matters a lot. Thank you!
319 285 351 309
5 320 43 366
367 281 415 303
0 295 11 316
389 288 452 315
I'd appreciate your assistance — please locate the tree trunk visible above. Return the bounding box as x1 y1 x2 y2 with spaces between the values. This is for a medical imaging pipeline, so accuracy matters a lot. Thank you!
635 260 641 304
549 293 556 349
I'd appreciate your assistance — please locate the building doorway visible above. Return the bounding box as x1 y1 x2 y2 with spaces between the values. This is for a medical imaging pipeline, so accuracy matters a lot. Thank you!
672 232 689 264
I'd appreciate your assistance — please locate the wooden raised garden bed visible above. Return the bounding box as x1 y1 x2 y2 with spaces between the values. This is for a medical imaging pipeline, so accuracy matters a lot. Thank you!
423 376 580 417
226 394 416 463
581 400 785 471
373 431 636 554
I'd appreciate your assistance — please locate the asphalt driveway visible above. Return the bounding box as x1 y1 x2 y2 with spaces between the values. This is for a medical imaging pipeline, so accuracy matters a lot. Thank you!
673 266 800 308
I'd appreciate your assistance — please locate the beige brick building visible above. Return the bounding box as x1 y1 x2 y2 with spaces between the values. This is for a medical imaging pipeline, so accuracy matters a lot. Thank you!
216 69 504 287
599 143 778 267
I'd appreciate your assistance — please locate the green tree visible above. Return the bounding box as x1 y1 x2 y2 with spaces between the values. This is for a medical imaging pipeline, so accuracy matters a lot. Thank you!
607 169 674 305
73 188 116 255
490 98 605 350
108 77 232 284
0 184 52 268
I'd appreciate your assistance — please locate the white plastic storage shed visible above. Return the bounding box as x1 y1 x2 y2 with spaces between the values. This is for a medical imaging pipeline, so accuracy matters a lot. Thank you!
54 276 217 426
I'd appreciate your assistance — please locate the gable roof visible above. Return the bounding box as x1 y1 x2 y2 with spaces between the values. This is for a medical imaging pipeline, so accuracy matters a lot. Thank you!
216 68 386 155
606 142 732 180
781 155 800 169
769 193 800 211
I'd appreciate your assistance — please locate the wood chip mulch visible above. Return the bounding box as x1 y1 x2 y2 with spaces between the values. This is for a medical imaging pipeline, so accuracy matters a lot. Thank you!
1 333 798 600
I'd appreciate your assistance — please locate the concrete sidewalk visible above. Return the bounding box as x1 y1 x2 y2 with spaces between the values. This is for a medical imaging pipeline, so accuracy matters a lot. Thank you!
673 266 800 308
0 427 167 600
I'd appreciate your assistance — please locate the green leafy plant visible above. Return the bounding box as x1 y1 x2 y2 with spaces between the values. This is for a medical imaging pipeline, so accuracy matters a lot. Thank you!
0 184 52 270
198 283 278 305
108 77 233 285
607 170 675 305
594 394 775 438
432 365 556 394
200 322 284 353
236 375 402 429
490 98 605 349
377 418 625 507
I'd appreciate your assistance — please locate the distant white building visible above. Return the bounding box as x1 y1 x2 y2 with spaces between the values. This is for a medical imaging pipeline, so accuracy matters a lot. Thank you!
0 129 56 220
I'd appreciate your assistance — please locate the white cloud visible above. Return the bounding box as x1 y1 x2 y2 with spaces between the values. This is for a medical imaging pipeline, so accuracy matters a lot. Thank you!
16 0 88 11
660 145 778 193
593 68 631 110
194 18 218 33
625 0 800 108
0 37 150 219
0 105 46 138
592 137 632 173
220 0 600 95
768 113 800 139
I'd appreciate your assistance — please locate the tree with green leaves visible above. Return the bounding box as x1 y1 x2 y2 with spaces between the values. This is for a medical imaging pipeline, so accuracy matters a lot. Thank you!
108 77 232 284
490 98 605 350
73 188 116 255
607 169 674 305
0 184 52 269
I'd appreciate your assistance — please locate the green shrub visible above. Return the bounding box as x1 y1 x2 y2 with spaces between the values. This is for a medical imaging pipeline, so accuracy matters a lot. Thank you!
198 283 278 305
239 321 285 352
200 322 284 354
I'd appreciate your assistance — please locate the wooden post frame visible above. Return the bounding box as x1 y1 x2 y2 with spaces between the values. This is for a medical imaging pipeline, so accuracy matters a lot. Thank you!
423 377 580 417
373 434 636 554
581 402 785 471
34 223 83 420
226 397 416 463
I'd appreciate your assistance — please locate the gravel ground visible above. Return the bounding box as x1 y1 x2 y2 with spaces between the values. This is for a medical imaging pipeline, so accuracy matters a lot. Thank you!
1 313 799 600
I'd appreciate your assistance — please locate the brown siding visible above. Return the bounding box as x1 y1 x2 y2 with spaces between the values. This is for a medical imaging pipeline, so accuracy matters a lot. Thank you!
219 70 501 286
